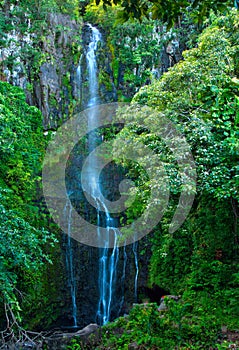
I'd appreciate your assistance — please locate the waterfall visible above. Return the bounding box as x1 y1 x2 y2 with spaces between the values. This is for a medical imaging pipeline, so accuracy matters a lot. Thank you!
97 223 119 325
86 24 101 108
133 241 139 303
83 24 120 325
62 23 141 327
64 200 78 327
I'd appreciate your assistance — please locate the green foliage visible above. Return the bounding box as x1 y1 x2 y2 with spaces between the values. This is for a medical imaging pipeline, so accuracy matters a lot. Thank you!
0 189 55 316
111 9 239 342
0 82 57 326
132 11 239 201
94 0 236 26
114 10 239 221
0 0 81 20
67 338 82 349
109 18 162 86
0 82 44 207
67 302 238 349
84 2 164 99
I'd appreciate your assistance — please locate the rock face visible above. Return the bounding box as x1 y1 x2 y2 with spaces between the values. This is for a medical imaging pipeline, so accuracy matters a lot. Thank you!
31 13 82 129
0 12 82 129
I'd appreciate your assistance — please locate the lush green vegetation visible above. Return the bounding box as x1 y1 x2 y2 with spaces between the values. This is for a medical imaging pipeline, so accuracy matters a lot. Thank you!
110 9 239 348
94 0 237 26
67 302 238 349
0 82 57 330
84 2 165 99
0 0 238 348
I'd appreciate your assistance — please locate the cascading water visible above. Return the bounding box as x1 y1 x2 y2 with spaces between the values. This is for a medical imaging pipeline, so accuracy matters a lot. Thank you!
84 24 120 325
64 200 78 327
133 241 139 303
86 24 102 108
63 23 142 327
96 205 119 325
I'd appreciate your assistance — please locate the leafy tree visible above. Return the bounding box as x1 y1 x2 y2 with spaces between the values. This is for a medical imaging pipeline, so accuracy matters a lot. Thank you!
112 9 239 304
94 0 237 26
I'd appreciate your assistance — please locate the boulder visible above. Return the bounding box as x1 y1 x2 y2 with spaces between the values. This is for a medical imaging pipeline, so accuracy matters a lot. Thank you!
158 295 181 312
76 323 99 339
43 323 99 350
